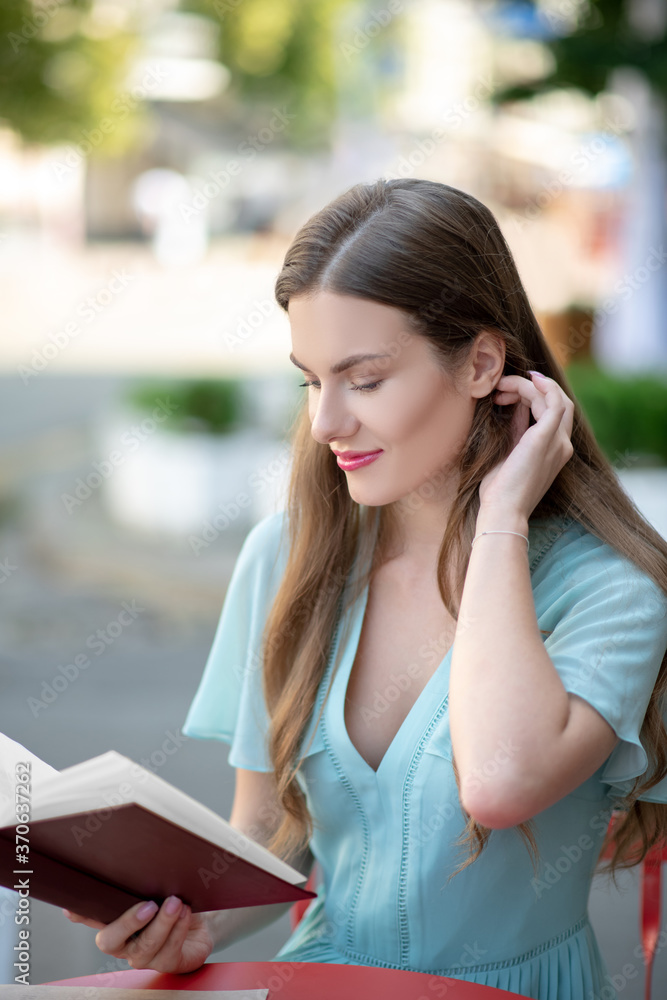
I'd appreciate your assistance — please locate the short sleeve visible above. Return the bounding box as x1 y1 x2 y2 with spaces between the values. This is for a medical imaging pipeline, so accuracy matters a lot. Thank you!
182 510 289 772
538 530 667 803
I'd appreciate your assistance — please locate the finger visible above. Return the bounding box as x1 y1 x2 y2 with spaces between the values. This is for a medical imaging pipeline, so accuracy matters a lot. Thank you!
95 899 160 956
497 376 576 458
495 374 575 464
118 897 187 968
493 390 523 404
493 376 548 419
527 375 574 437
139 904 193 971
530 375 575 439
560 394 575 439
499 373 570 422
63 909 107 931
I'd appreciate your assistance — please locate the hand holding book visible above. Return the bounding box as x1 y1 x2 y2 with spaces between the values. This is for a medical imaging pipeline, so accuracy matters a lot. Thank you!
63 896 218 975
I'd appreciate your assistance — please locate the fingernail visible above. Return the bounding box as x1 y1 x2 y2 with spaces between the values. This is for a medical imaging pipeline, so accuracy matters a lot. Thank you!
527 370 546 379
164 895 182 916
136 900 159 921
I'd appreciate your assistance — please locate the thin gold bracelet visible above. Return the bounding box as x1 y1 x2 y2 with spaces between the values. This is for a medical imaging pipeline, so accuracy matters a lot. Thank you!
471 529 529 550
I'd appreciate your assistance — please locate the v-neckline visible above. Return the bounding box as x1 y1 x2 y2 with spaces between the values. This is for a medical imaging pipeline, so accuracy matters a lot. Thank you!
335 577 454 778
326 515 570 778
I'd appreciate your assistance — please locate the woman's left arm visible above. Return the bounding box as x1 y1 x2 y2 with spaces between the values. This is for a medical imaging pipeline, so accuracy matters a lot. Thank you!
449 372 619 829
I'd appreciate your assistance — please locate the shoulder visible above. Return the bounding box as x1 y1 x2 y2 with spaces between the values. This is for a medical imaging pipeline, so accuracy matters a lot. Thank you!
235 509 290 580
240 508 288 556
528 514 667 624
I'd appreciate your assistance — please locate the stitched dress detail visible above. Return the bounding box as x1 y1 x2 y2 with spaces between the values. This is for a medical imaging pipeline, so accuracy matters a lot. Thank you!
183 510 667 1000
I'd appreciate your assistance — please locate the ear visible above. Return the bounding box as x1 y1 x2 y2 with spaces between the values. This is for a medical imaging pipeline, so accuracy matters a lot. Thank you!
467 330 506 399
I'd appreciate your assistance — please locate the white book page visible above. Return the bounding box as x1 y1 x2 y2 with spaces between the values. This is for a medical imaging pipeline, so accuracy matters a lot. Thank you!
29 750 307 885
0 734 59 827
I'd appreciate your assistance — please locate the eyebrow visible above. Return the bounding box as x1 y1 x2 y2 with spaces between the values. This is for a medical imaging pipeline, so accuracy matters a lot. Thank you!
289 352 392 375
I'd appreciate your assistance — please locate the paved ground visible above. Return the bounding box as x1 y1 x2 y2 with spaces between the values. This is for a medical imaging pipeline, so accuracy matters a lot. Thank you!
0 371 665 995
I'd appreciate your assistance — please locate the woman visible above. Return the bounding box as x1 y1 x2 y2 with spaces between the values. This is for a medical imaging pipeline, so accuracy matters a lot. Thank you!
66 178 667 999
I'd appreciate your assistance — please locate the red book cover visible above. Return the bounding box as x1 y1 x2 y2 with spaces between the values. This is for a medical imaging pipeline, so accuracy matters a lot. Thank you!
0 748 316 925
0 802 316 924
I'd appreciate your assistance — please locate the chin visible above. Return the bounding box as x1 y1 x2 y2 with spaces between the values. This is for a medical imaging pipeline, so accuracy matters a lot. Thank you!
344 483 402 508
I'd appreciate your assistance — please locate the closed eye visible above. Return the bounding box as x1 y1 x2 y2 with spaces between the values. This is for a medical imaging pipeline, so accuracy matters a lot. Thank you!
298 381 382 392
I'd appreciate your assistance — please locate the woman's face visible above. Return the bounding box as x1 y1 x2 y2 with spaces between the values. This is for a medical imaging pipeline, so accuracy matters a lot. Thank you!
288 291 485 510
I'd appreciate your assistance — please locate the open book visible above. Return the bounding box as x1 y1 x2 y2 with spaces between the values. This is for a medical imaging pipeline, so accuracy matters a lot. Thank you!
0 744 315 925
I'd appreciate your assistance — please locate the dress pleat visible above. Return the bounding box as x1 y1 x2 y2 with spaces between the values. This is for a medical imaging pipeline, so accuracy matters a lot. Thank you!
275 912 617 1000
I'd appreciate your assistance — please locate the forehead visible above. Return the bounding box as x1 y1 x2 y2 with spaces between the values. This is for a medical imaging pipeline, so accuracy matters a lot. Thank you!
287 291 420 356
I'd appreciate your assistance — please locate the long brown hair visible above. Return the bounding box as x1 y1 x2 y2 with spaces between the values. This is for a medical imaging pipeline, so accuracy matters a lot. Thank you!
260 176 667 876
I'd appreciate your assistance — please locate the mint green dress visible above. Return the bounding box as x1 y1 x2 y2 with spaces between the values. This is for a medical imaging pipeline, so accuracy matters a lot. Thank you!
183 509 667 1000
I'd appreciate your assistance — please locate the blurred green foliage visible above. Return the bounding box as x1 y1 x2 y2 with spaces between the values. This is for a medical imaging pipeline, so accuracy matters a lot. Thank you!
1 0 402 151
127 378 246 435
566 361 667 466
0 0 141 148
494 0 667 106
183 0 402 148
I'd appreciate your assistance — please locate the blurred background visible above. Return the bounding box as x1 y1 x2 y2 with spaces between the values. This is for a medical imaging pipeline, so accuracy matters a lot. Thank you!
0 0 666 992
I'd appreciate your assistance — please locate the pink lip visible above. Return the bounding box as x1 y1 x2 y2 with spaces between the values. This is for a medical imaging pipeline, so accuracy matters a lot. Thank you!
335 450 383 470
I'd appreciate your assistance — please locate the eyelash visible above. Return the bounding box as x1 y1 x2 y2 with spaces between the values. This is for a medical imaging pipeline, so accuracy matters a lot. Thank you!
298 380 382 392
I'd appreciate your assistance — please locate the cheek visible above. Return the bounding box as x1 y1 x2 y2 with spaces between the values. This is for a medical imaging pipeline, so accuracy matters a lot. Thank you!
382 381 458 445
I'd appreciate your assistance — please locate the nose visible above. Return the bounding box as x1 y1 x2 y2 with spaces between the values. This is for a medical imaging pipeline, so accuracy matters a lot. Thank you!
309 385 358 446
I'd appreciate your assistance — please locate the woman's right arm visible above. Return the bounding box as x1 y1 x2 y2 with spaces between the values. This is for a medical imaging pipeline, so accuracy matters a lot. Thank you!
205 767 315 951
64 768 314 973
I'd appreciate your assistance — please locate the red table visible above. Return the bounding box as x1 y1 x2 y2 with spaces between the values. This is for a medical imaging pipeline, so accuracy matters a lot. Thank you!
46 961 526 998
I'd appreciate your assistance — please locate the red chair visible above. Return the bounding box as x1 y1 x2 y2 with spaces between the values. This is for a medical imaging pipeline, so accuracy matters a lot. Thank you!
290 865 319 931
601 814 667 1000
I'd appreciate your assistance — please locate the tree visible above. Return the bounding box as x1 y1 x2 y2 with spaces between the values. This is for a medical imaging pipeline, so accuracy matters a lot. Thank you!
182 0 400 149
489 0 667 107
483 0 667 373
0 0 140 149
